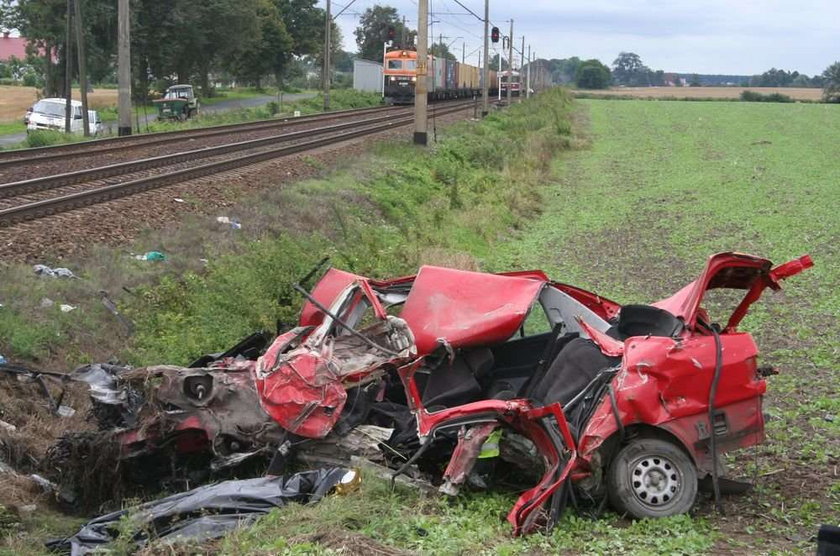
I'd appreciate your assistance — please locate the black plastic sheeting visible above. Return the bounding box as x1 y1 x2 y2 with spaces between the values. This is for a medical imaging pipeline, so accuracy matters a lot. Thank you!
48 468 350 555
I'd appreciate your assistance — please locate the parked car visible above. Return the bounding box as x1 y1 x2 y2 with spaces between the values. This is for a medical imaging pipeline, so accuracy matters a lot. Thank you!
26 98 101 135
68 252 812 535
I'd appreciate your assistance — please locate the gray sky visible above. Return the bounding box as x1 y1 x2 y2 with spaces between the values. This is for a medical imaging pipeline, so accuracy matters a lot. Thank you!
325 0 840 76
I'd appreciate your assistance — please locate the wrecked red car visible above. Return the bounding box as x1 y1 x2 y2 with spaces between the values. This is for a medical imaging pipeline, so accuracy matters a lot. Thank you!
70 252 811 534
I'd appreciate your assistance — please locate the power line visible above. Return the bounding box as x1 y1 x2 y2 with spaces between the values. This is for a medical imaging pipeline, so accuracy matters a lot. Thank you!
450 0 482 22
332 0 358 19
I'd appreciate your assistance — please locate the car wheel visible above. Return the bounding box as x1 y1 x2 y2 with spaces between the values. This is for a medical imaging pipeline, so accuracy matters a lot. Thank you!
607 437 697 519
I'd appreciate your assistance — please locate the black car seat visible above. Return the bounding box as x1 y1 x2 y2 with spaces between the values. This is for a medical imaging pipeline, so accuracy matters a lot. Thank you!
422 348 494 409
606 304 684 341
527 337 618 407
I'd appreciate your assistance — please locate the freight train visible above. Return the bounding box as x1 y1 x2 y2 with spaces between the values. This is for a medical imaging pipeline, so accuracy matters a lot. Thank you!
383 49 498 105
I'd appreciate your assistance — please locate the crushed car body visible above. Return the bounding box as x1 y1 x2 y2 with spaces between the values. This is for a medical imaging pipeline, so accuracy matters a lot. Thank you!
66 252 812 535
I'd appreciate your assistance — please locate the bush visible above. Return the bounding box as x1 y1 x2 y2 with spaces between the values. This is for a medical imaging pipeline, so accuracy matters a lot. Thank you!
22 72 43 88
740 90 793 103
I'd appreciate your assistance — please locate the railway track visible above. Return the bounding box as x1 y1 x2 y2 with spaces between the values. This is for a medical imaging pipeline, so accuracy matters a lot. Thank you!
0 103 409 172
0 101 477 227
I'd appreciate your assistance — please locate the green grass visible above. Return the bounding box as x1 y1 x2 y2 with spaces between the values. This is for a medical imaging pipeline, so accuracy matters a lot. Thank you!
0 121 24 136
486 98 839 552
142 89 378 134
220 474 715 555
200 86 278 106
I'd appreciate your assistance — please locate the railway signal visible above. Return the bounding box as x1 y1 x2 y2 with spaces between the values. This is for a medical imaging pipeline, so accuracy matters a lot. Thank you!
491 26 500 43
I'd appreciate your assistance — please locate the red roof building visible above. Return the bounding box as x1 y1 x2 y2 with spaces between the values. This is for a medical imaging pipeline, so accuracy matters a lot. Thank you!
0 32 31 62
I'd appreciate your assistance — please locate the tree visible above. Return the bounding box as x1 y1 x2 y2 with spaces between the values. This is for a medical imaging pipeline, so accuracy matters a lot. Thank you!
232 0 293 88
354 5 413 62
429 41 455 61
612 52 645 85
333 49 355 73
0 0 15 31
489 53 509 71
274 0 325 57
822 61 840 103
14 0 67 96
576 59 611 89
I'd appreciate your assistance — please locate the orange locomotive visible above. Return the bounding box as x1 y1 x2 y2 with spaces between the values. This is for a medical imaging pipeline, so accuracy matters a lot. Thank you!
383 49 498 105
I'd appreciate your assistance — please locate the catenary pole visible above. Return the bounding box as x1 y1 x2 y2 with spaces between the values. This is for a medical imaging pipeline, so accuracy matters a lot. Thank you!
506 19 513 105
323 0 331 111
74 0 89 136
519 35 524 102
117 0 131 136
414 0 428 144
64 0 73 133
481 0 489 116
526 45 531 98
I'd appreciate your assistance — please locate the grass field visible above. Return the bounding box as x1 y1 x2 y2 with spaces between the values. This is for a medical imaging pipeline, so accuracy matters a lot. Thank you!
487 98 839 552
0 85 118 123
575 86 824 101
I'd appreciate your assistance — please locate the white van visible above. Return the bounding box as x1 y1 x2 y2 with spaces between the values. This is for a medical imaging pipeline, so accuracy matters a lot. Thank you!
27 98 102 135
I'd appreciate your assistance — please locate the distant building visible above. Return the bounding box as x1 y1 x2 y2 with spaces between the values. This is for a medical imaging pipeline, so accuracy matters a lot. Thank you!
0 32 29 62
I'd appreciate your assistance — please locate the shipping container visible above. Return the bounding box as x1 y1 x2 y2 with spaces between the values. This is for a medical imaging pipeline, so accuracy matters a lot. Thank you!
353 59 383 93
445 59 458 92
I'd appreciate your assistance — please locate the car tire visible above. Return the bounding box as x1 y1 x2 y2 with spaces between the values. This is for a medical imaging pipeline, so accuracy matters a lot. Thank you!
607 437 697 519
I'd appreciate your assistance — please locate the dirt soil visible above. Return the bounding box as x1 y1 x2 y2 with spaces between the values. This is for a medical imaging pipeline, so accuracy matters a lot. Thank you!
0 86 118 123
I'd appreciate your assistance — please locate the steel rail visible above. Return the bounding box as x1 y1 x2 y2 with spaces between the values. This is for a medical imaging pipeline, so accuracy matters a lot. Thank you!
0 103 409 170
0 107 454 200
0 103 474 227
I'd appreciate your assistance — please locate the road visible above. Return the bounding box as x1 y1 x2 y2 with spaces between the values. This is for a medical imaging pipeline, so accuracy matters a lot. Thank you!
0 92 315 148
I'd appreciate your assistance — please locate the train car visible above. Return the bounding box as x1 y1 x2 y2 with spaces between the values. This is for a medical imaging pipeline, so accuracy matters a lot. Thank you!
383 48 494 105
500 70 521 97
383 49 419 104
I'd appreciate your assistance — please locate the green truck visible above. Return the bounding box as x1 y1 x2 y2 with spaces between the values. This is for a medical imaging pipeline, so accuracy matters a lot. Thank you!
154 84 200 120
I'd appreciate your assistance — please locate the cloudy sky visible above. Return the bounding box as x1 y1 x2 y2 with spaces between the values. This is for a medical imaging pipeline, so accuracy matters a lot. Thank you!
324 0 840 76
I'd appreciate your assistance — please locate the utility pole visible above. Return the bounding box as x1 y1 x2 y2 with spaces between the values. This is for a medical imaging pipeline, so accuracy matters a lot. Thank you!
519 35 525 102
506 19 513 105
117 0 131 136
64 0 73 133
74 0 89 136
322 0 331 111
401 15 406 47
481 0 489 117
526 45 531 98
462 42 465 64
414 0 428 145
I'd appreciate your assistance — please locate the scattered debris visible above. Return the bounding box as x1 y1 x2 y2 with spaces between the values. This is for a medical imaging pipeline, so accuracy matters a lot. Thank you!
133 251 167 261
48 468 355 554
174 198 185 203
39 297 54 308
216 216 242 229
59 304 76 313
33 265 76 279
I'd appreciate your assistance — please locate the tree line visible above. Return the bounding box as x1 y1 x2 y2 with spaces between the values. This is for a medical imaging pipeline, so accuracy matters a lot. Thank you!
0 0 378 99
533 52 839 101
